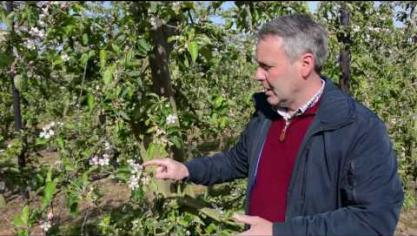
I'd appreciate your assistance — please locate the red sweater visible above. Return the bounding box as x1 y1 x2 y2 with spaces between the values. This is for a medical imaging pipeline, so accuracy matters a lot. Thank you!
249 102 319 222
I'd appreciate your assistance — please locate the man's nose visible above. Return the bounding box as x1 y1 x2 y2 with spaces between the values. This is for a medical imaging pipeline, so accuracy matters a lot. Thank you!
254 68 266 81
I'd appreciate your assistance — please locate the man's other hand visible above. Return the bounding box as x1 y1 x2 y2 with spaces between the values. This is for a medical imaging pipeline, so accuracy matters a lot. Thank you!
143 158 189 181
233 214 273 236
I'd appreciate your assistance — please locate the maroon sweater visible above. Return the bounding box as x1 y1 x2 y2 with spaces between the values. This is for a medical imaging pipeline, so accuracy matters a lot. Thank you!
249 102 319 222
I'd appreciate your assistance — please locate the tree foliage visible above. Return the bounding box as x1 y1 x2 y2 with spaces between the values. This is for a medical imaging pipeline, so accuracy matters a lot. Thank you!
0 1 415 235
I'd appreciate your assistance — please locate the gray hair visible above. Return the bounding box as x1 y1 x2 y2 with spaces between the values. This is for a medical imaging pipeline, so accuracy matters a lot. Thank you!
257 14 328 73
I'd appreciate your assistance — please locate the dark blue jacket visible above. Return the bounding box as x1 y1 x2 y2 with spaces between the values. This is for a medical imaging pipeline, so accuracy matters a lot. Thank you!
185 79 404 236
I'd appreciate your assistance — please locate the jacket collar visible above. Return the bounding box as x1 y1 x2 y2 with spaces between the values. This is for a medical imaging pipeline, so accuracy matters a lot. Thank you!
315 77 356 130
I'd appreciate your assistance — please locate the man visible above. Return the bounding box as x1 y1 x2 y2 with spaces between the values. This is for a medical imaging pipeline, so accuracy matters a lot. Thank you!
144 14 404 236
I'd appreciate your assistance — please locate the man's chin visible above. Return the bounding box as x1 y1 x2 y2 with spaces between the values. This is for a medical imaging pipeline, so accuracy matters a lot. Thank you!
266 96 279 107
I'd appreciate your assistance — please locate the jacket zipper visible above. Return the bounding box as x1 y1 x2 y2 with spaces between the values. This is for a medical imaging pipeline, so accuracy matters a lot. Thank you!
280 120 290 142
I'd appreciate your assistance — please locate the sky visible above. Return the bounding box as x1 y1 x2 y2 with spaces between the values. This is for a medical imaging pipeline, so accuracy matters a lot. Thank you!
0 2 404 31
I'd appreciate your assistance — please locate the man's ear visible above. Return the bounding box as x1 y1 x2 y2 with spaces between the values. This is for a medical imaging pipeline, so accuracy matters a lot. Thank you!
299 53 315 78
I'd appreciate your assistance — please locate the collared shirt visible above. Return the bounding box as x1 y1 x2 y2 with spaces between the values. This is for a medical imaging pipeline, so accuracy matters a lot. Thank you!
277 79 326 122
275 79 325 142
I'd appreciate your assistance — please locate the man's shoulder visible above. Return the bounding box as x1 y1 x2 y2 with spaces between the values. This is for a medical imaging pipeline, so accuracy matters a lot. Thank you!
352 100 386 128
321 77 385 127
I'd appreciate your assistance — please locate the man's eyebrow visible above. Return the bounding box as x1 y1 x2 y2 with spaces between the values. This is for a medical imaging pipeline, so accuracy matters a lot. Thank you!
257 61 271 68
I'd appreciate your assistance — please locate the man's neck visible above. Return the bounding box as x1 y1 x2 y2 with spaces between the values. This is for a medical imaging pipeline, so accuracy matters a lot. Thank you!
284 75 324 114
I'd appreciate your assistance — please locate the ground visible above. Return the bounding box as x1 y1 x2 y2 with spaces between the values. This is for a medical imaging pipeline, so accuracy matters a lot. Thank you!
1 151 416 235
2 179 417 235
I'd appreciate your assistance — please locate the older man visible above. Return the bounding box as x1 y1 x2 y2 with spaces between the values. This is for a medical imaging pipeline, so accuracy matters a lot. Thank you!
144 14 404 236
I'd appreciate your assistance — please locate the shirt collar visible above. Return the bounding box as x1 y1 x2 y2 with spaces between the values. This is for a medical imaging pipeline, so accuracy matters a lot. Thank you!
277 79 325 121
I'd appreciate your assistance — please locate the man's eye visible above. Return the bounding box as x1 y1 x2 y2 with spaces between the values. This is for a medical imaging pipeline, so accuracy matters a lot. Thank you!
261 65 271 70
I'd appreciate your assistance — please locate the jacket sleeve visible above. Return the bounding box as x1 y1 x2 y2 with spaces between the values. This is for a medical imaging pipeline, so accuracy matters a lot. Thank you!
183 117 259 186
273 117 404 236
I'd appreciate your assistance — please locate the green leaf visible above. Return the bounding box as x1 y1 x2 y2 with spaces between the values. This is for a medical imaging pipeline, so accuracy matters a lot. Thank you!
188 41 198 63
112 44 121 54
13 205 30 227
137 38 151 56
100 49 107 69
12 215 24 228
117 111 130 121
131 188 144 202
80 52 91 65
67 191 79 216
146 143 168 160
87 93 95 111
82 33 89 45
115 166 130 181
0 51 10 67
41 181 56 210
46 167 52 182
103 65 116 85
57 137 65 150
14 75 22 92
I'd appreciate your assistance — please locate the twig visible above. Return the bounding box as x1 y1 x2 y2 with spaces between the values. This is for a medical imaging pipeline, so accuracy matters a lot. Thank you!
76 59 89 113
80 208 90 236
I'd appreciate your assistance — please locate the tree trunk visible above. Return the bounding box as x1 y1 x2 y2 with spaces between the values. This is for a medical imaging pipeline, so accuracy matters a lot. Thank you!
148 17 185 163
4 1 28 199
338 3 351 94
148 18 178 114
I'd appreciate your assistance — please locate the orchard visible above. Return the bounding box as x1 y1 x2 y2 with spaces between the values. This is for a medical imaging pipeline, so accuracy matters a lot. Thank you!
0 2 416 235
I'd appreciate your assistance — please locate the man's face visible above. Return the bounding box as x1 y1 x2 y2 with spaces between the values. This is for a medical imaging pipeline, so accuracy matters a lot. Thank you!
254 35 301 107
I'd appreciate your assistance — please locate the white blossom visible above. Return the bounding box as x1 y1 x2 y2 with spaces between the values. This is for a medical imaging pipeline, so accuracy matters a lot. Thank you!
368 27 381 33
99 154 110 166
127 159 145 190
39 129 54 139
141 175 150 185
352 25 360 33
36 1 49 8
39 20 46 28
61 54 70 62
47 211 54 221
128 175 139 190
150 16 158 29
166 114 178 125
172 1 181 8
89 155 100 166
24 39 36 50
128 159 143 175
39 121 61 139
104 141 112 151
41 5 49 16
29 27 45 38
40 221 51 232
12 47 19 57
90 154 111 167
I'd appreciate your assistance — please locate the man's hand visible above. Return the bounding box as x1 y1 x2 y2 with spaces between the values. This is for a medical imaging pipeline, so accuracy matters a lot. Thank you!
233 214 273 236
143 158 189 181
